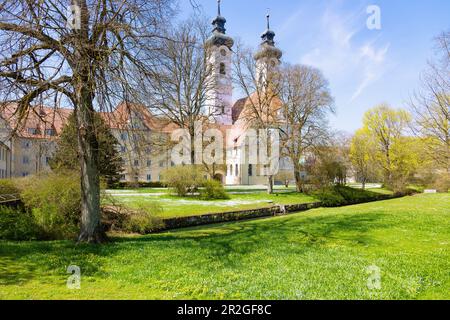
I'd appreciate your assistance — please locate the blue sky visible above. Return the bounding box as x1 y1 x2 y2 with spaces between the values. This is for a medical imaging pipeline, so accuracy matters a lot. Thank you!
180 0 450 133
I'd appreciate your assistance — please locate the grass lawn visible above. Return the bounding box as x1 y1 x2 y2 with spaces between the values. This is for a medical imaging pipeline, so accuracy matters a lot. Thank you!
104 187 318 218
1 193 449 300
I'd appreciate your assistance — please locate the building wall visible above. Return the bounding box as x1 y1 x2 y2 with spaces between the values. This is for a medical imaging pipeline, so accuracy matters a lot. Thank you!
10 137 54 177
0 142 11 179
111 128 172 183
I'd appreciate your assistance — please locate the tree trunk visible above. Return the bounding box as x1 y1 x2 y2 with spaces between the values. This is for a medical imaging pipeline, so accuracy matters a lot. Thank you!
362 178 366 190
267 175 274 194
76 85 105 243
294 166 303 193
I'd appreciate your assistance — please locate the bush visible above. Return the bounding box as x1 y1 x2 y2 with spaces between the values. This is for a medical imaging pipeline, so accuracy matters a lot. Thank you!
432 174 450 193
161 165 205 196
102 202 163 234
200 180 229 200
313 186 386 207
19 171 81 240
0 206 38 240
313 188 346 207
0 179 20 195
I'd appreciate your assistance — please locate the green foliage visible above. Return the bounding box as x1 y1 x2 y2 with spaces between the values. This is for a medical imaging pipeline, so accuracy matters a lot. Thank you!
354 104 423 192
0 206 38 240
123 204 164 234
200 180 230 200
19 171 81 239
0 179 20 195
103 202 163 234
313 186 387 207
50 112 123 187
161 165 205 196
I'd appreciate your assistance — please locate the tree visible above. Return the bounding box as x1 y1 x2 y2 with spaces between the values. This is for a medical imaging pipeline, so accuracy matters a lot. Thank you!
233 41 282 194
350 128 378 190
142 17 215 165
278 64 334 192
410 31 450 174
0 0 175 242
51 113 123 187
362 104 415 191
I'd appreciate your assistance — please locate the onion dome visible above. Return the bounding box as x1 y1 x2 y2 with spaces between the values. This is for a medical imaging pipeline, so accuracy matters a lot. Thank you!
205 0 234 49
254 14 282 60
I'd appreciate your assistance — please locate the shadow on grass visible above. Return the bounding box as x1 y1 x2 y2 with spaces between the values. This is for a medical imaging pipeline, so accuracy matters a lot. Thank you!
0 209 394 285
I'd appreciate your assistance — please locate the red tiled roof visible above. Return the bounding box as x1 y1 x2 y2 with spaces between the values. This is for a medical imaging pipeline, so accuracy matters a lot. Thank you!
0 103 72 139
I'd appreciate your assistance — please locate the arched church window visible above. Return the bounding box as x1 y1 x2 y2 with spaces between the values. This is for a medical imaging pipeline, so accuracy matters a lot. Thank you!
220 63 226 75
235 164 239 176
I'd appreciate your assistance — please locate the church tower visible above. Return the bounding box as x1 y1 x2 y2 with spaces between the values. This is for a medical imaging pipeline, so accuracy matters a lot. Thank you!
254 14 282 86
205 0 234 125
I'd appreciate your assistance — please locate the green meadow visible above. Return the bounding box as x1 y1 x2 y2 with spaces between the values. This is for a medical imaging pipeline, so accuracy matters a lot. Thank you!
1 193 449 300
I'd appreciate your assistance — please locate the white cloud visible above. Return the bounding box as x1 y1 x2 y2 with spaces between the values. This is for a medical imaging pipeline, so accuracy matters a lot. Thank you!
297 5 391 102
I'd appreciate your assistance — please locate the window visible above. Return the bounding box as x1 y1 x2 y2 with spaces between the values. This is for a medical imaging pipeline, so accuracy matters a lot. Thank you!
22 156 29 164
219 63 226 75
120 133 128 140
159 161 165 168
120 146 126 153
147 160 152 167
120 174 126 181
27 128 38 135
229 164 232 176
45 129 55 136
22 172 29 177
134 160 139 167
248 164 253 177
235 164 239 176
221 105 225 114
21 141 31 149
46 157 51 165
146 174 152 182
220 48 227 56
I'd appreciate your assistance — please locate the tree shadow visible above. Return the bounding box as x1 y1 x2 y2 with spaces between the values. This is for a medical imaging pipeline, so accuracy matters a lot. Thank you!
0 208 395 286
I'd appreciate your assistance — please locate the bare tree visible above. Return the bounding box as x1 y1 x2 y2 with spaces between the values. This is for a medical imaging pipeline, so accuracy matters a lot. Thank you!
232 41 282 194
141 17 216 165
278 64 334 192
0 0 175 243
410 31 450 174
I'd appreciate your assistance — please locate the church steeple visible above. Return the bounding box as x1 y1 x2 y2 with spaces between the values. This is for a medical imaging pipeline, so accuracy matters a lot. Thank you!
206 0 234 49
254 13 282 87
254 12 282 61
261 14 276 46
205 0 234 125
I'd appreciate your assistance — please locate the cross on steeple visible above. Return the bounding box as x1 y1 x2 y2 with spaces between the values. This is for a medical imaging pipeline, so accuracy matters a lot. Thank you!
266 9 270 30
218 0 221 16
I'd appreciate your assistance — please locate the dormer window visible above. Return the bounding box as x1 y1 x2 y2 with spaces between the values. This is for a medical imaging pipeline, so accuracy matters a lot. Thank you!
45 129 56 136
219 63 226 75
27 128 39 135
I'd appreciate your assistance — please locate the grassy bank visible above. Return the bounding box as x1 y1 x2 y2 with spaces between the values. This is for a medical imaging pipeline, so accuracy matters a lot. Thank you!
1 193 448 299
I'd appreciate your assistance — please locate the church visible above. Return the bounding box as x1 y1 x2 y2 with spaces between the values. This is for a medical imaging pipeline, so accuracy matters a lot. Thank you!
203 1 290 185
0 1 293 186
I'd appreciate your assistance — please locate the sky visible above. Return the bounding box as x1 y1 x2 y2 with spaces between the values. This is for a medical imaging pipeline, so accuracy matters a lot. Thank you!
179 0 450 133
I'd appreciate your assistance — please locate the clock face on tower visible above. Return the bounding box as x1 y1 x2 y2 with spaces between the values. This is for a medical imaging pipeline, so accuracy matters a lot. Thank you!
220 48 227 57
